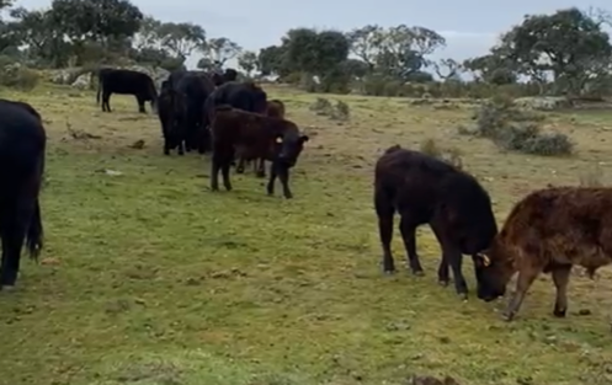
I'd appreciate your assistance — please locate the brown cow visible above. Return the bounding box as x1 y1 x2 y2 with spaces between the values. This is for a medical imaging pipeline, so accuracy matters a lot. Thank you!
236 99 287 177
475 186 612 322
209 105 308 198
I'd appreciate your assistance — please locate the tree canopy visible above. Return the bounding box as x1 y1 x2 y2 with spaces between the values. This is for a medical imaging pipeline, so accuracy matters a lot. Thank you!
1 1 611 98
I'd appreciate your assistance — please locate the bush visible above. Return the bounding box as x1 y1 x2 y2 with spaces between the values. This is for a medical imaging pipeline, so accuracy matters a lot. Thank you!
419 138 463 169
0 64 40 91
460 96 573 157
309 97 350 120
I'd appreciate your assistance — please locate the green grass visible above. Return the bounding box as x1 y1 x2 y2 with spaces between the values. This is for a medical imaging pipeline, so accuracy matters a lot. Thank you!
1 84 612 385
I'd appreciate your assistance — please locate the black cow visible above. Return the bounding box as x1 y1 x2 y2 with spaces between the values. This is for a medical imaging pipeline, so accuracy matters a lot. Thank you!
205 81 268 118
374 145 498 300
211 68 239 86
175 73 216 153
0 99 46 290
96 68 158 113
157 80 187 155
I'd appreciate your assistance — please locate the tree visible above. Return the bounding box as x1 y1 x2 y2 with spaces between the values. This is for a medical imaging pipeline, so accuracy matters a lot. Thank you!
376 25 445 80
283 28 349 76
201 37 242 67
132 16 162 50
433 58 461 81
498 7 612 95
157 22 205 60
346 24 385 71
49 0 143 43
237 50 257 76
257 45 288 77
462 54 517 85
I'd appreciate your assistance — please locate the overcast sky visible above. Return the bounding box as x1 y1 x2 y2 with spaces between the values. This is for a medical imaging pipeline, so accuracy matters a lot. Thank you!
11 0 612 69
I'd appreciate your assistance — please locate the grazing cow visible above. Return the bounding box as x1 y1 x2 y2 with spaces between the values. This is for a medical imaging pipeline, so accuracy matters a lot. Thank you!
209 105 309 198
474 186 612 323
175 73 216 153
374 145 498 299
0 99 46 290
96 68 157 113
237 99 287 177
157 80 187 155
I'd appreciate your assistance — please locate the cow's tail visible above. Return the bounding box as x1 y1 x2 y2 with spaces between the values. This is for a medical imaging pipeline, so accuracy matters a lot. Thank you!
26 199 43 261
149 79 158 111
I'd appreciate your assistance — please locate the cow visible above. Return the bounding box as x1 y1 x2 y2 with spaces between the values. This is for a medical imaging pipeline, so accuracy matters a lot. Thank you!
157 80 187 155
175 73 216 154
205 81 268 170
211 68 239 86
237 99 287 177
205 81 268 119
374 145 498 300
209 105 309 199
474 186 612 323
0 99 46 290
96 68 157 113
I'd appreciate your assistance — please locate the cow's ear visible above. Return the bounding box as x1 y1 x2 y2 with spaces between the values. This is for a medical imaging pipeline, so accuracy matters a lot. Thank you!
300 135 309 143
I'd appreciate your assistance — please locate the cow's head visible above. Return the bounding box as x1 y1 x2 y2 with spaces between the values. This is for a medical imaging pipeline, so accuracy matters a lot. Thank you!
275 129 309 168
472 239 514 302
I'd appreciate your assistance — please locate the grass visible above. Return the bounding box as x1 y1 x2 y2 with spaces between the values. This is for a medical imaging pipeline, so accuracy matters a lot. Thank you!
1 84 612 385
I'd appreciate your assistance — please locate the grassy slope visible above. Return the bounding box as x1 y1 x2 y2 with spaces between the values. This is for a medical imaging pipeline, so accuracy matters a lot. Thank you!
0 84 612 385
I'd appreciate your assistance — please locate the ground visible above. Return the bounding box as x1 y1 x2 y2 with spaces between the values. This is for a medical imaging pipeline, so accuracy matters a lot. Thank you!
1 83 612 385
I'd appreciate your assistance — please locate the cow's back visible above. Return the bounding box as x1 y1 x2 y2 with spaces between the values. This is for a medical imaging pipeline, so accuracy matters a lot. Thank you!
101 69 153 95
0 100 46 181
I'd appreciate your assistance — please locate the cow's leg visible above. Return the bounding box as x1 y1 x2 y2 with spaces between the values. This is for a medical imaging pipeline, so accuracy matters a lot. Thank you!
551 265 572 318
503 265 540 321
375 187 395 274
210 149 222 191
220 150 234 191
398 217 424 276
266 162 278 196
256 158 266 178
136 95 146 113
431 223 468 299
236 157 246 174
437 254 450 287
102 91 111 112
0 200 34 289
177 137 185 156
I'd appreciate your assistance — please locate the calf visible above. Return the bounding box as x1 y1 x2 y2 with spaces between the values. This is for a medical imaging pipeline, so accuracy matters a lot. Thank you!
157 80 187 155
374 145 498 299
96 68 157 113
209 106 308 198
236 99 287 177
475 186 612 323
0 99 46 290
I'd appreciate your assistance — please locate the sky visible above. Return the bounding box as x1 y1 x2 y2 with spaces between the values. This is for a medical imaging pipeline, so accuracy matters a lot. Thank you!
11 0 612 70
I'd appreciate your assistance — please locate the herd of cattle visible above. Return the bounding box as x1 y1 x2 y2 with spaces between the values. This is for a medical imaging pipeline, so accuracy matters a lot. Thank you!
0 67 612 331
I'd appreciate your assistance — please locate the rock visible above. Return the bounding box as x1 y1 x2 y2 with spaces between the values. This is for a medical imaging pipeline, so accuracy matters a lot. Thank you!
514 97 572 111
71 74 91 89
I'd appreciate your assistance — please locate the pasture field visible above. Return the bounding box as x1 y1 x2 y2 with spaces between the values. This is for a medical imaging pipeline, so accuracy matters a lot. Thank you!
1 83 612 385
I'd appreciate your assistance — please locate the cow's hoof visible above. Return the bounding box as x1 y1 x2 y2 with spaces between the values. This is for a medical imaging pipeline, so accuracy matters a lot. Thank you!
553 307 567 318
458 292 468 301
383 269 395 275
502 312 515 322
438 279 449 287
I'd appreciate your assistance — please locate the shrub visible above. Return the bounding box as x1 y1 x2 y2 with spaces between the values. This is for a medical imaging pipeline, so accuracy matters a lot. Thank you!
419 138 463 169
460 96 573 157
309 97 350 120
0 64 40 91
